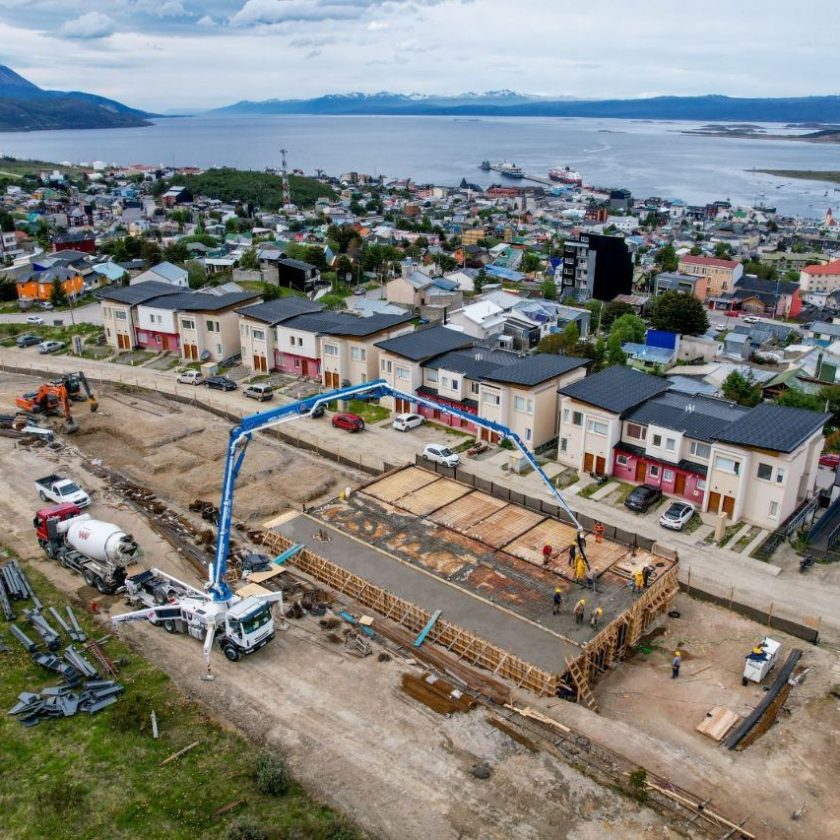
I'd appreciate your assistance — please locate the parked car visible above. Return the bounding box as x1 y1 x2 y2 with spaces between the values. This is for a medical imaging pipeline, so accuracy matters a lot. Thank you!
743 315 758 324
26 315 45 325
819 453 840 469
332 412 365 432
35 474 91 508
392 413 424 432
713 323 726 332
37 340 65 354
244 382 274 402
176 370 204 386
353 286 366 296
659 501 696 531
422 443 460 468
205 376 237 392
624 484 663 513
16 334 41 348
39 301 54 311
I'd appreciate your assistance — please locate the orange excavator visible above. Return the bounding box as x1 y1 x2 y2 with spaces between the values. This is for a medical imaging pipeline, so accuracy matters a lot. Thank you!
16 371 97 433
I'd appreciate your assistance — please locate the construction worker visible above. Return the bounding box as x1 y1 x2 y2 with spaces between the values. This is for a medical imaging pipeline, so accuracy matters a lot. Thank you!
573 598 586 624
642 564 654 588
632 568 645 593
542 544 553 568
567 542 576 567
672 650 682 679
574 554 588 582
590 606 603 629
594 521 604 543
552 588 563 615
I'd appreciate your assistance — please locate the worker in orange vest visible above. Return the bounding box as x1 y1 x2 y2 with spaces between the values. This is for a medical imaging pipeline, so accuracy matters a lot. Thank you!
594 521 604 543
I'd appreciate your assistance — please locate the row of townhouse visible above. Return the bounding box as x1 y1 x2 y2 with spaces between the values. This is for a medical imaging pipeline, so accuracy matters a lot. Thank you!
237 298 414 379
99 280 260 361
556 365 828 530
374 325 588 448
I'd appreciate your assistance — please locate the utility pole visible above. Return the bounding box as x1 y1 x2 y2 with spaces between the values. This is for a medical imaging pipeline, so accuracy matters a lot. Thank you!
280 148 291 208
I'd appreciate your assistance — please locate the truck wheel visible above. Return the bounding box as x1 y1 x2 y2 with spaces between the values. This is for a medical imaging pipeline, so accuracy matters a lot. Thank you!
742 677 749 686
163 619 177 634
95 577 111 595
222 643 241 662
39 491 48 502
83 569 97 588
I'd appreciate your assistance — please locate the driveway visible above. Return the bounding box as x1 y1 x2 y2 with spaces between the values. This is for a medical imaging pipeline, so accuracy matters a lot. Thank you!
0 302 103 326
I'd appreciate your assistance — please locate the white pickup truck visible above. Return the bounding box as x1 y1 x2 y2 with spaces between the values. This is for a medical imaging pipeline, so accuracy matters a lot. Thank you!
35 474 91 508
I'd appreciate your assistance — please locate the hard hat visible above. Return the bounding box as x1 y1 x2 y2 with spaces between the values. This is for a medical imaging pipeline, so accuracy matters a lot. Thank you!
555 587 562 593
674 650 681 656
579 599 586 605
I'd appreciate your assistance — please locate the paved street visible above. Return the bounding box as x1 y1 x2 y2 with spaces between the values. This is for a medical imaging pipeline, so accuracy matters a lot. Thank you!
0 302 103 325
2 343 839 643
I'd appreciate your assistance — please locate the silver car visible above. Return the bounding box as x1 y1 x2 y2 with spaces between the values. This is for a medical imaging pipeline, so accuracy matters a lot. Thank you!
659 501 696 530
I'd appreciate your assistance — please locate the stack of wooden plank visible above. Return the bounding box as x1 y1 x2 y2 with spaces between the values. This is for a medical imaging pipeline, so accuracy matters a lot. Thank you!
696 706 741 741
401 672 476 715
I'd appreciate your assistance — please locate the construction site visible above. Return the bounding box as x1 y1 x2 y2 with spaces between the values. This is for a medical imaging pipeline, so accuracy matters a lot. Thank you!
1 369 840 840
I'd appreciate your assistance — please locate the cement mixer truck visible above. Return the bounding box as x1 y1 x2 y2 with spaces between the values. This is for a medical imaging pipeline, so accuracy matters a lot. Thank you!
34 503 141 594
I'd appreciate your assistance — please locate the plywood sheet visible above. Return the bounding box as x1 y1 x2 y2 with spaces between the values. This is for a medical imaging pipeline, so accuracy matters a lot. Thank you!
236 583 272 598
468 505 544 548
397 477 472 516
503 519 580 567
696 706 741 741
363 466 440 503
429 491 507 531
247 567 287 583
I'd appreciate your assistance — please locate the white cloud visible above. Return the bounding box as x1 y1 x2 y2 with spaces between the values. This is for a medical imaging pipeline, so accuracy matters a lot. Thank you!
230 0 360 26
367 20 388 30
134 0 188 16
197 15 216 26
60 11 115 39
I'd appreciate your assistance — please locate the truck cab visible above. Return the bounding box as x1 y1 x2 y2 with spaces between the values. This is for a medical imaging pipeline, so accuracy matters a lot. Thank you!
33 503 83 551
224 598 275 659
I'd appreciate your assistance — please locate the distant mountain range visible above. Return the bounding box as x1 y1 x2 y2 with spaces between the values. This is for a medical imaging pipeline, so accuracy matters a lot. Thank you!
210 91 840 123
0 65 155 131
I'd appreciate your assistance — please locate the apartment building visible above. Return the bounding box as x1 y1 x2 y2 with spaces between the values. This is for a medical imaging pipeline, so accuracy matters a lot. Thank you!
677 255 743 299
557 366 828 529
800 259 840 294
560 233 633 301
237 298 323 373
99 280 181 351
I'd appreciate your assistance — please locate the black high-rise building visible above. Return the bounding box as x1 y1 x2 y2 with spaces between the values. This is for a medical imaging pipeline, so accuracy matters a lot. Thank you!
560 233 633 302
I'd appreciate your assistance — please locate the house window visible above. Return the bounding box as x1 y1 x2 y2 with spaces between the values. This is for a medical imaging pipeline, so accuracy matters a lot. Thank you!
104 306 111 318
441 376 450 389
769 500 779 519
560 437 569 453
115 310 127 321
206 320 219 332
572 411 583 426
616 454 629 467
323 344 339 357
757 463 773 481
350 347 366 361
697 480 707 492
181 318 195 330
665 438 676 452
396 365 409 380
483 392 500 406
381 359 392 373
216 344 222 354
776 468 785 485
563 408 570 422
526 428 532 442
155 335 161 344
514 396 527 412
587 420 608 435
626 423 646 441
689 441 711 459
240 323 246 336
289 336 295 345
649 465 660 478
653 434 662 447
714 456 740 475
252 329 265 341
426 370 438 383
663 469 675 482
450 379 459 389
470 382 479 395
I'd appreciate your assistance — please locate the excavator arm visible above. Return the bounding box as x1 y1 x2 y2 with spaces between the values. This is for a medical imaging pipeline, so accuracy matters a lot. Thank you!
76 372 98 413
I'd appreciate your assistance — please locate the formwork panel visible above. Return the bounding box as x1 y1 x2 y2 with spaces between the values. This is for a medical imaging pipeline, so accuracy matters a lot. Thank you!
468 505 544 548
504 519 580 567
396 477 472 517
363 466 441 503
429 491 506 530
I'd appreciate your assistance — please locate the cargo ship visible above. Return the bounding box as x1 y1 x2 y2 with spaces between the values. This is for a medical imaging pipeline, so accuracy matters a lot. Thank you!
548 166 583 185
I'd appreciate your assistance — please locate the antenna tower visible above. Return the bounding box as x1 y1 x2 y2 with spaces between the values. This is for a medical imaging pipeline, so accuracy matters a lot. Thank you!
280 148 290 206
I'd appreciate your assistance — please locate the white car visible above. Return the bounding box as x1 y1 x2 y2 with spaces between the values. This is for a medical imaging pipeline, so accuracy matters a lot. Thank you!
392 412 424 432
743 315 758 324
659 501 696 531
176 370 204 385
713 323 726 332
422 443 460 468
26 315 45 325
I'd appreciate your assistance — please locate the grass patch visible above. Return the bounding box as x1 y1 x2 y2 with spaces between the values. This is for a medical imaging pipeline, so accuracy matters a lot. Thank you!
732 525 762 553
578 481 610 499
704 521 741 545
346 399 390 424
80 345 112 361
423 421 473 439
111 350 156 366
611 482 635 506
0 556 362 840
682 513 703 535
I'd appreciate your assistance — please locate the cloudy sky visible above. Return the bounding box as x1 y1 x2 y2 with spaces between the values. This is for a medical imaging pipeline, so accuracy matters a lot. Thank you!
0 0 836 111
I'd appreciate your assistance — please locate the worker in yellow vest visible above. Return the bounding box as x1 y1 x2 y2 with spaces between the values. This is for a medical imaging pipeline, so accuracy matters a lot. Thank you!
573 599 586 624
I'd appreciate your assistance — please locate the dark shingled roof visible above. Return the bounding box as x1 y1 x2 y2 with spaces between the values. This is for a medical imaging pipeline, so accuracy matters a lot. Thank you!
559 365 670 415
625 392 747 442
96 280 182 305
237 298 323 324
422 348 517 379
375 325 473 361
483 353 588 386
712 403 830 453
281 311 412 337
141 291 260 312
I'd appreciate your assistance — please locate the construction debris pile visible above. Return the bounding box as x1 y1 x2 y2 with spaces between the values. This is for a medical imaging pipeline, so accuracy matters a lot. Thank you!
1 558 125 727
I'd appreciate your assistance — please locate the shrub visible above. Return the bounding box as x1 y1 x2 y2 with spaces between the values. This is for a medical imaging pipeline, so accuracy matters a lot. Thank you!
255 753 290 796
227 819 268 840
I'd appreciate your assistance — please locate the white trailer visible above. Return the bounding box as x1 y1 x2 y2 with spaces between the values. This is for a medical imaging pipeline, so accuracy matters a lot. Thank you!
742 637 781 685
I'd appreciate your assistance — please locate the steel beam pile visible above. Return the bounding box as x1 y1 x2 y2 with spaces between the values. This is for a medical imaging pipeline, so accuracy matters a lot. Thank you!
8 680 125 727
0 559 37 619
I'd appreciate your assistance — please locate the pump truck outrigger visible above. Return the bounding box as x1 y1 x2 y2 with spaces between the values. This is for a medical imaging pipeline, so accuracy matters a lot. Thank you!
113 378 586 674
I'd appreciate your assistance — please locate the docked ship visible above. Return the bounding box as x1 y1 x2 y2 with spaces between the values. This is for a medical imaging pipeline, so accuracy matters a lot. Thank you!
498 161 524 179
479 160 491 171
548 166 583 185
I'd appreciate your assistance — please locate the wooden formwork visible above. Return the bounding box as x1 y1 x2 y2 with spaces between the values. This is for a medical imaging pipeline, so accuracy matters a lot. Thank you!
261 529 559 696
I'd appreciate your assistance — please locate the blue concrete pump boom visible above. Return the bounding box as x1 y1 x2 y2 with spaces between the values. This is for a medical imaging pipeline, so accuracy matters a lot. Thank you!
209 379 584 601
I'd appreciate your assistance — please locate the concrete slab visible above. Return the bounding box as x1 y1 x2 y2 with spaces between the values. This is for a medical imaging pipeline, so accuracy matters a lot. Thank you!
272 512 582 673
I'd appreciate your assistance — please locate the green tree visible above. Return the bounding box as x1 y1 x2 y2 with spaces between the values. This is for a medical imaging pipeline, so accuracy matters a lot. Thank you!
239 249 259 271
742 260 777 280
541 279 557 301
561 321 580 352
473 269 487 294
775 389 823 412
714 242 733 259
583 299 602 332
650 290 709 335
186 260 208 289
610 313 646 344
689 244 702 256
606 332 627 367
537 333 565 354
655 243 678 272
163 242 190 264
49 277 68 307
721 371 762 407
522 252 542 273
600 300 634 332
140 238 163 266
